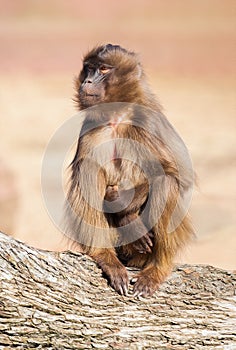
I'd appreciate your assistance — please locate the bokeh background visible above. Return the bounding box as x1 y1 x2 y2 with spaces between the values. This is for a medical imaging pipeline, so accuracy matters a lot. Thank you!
0 0 235 269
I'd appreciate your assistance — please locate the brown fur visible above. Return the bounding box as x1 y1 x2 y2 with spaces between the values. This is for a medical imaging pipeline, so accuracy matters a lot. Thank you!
65 44 194 297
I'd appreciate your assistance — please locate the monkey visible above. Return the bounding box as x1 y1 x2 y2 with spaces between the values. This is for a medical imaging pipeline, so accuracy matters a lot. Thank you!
64 44 194 297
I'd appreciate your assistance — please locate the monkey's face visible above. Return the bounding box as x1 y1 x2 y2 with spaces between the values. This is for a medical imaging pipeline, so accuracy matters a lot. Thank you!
78 60 114 108
76 44 143 109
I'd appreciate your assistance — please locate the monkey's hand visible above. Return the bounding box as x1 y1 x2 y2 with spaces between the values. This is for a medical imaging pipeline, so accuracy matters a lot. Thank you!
108 264 129 296
131 267 160 297
101 261 129 296
132 231 154 254
92 249 129 296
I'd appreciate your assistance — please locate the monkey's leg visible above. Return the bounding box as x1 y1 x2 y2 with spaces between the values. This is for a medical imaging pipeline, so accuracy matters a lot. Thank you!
104 183 154 254
91 248 129 296
132 175 192 297
117 213 154 254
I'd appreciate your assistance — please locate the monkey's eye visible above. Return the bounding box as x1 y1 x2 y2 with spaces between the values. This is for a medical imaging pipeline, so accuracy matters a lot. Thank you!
99 66 111 74
85 64 94 73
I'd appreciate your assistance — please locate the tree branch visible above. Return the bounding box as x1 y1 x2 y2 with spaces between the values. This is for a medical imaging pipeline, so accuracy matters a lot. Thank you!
0 231 235 349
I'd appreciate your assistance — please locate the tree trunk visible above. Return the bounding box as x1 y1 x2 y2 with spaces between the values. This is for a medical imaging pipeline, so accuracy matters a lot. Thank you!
0 232 235 349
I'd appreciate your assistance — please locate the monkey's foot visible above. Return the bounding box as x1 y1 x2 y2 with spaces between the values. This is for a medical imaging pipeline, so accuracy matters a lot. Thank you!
131 270 160 297
132 231 154 254
105 264 129 296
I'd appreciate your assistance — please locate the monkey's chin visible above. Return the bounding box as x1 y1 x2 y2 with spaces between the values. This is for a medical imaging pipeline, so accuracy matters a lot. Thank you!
80 94 102 108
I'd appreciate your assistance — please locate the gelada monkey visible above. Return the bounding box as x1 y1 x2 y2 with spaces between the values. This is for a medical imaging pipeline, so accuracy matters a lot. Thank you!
64 44 194 297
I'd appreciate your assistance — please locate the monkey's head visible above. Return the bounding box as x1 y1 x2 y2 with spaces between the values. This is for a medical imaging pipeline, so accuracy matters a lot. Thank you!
76 44 146 109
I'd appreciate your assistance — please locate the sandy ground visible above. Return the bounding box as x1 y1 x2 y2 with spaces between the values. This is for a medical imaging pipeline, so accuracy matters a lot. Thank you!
0 1 235 269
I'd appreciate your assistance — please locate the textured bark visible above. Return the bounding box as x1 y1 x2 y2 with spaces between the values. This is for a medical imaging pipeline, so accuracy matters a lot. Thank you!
0 232 235 349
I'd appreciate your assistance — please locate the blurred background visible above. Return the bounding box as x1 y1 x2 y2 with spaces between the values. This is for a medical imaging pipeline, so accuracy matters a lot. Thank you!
0 0 235 269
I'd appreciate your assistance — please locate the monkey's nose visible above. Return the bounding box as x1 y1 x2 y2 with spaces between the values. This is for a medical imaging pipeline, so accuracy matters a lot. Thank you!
84 79 92 84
